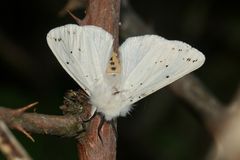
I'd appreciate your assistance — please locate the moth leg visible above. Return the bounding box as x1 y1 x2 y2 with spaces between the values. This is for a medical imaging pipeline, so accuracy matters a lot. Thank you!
98 117 118 143
97 113 105 144
82 112 105 144
110 119 118 139
84 113 117 144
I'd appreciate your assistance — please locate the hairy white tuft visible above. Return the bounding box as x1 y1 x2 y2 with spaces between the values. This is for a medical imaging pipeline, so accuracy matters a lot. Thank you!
90 82 132 121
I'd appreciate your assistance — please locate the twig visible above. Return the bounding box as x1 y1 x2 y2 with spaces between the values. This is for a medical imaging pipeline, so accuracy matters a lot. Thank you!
207 85 240 160
168 75 224 124
0 107 84 137
0 120 32 160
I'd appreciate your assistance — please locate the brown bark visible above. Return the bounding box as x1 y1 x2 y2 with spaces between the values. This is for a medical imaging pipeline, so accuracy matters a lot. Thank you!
81 0 120 50
76 0 120 160
0 120 32 160
0 107 84 137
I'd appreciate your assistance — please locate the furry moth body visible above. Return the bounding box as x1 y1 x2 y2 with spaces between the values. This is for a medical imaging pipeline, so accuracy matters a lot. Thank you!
47 24 205 120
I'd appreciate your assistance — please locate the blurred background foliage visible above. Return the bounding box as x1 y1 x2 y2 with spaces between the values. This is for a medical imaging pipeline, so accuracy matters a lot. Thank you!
0 0 239 159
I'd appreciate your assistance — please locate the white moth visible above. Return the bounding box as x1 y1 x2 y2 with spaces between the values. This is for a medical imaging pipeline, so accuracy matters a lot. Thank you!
47 24 205 121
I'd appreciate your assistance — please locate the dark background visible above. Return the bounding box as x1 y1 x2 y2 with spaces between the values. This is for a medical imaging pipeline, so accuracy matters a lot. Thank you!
0 0 239 159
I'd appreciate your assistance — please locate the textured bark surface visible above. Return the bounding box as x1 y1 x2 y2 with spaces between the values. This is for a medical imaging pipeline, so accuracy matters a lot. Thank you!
77 116 116 160
0 107 84 137
77 0 120 160
82 0 120 51
0 120 32 160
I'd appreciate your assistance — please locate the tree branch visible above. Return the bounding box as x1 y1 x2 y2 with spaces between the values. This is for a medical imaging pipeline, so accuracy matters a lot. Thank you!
168 74 224 123
0 107 84 137
75 0 120 160
206 85 240 160
0 120 32 160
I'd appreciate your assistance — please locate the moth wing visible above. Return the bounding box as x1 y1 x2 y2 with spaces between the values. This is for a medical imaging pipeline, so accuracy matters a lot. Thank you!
47 24 113 94
119 35 205 105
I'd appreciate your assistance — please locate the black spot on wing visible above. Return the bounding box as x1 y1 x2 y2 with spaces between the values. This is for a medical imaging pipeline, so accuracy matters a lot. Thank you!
192 59 198 63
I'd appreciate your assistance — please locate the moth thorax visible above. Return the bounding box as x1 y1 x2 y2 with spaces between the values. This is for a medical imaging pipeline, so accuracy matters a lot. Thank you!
106 52 121 76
